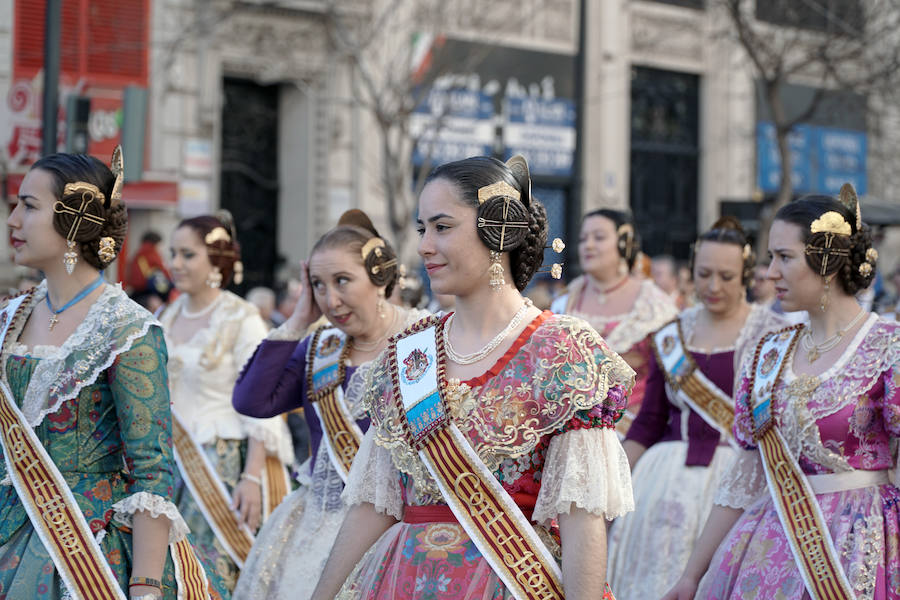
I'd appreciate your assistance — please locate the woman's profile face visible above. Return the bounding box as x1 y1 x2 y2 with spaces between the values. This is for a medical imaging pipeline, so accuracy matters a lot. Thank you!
308 246 383 338
416 178 492 297
8 168 68 270
766 219 823 312
693 240 745 316
578 215 621 279
170 226 215 295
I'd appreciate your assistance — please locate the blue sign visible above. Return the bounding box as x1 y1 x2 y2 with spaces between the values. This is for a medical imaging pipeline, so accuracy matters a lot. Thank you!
757 122 866 195
504 97 577 177
411 88 495 166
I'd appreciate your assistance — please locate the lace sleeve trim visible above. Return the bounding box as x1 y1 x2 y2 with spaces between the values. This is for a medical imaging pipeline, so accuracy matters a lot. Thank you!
111 491 191 544
533 428 634 524
341 427 403 519
242 418 294 465
267 321 306 341
713 449 767 509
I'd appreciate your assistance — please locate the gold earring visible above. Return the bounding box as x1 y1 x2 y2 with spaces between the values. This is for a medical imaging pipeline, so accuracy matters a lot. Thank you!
63 240 78 274
617 258 628 276
376 289 386 318
206 266 223 289
820 276 832 312
488 250 505 291
98 237 116 264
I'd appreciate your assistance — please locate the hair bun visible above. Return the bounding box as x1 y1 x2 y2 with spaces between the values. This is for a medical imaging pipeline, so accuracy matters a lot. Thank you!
214 209 238 243
710 216 746 236
338 209 380 238
505 155 532 207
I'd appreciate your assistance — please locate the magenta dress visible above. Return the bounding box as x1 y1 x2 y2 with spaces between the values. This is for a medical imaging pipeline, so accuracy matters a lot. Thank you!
699 315 900 599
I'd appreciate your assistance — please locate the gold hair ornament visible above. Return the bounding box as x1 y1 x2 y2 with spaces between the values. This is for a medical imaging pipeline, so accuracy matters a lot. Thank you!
552 238 565 253
838 183 862 230
205 227 232 246
810 212 851 237
617 223 636 259
55 183 107 242
742 244 752 261
109 145 124 207
477 181 520 204
360 238 386 262
98 237 116 264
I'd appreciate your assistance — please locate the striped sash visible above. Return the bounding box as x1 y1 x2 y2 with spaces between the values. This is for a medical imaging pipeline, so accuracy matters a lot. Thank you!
0 294 210 600
261 453 291 519
171 412 255 566
390 319 565 600
307 326 362 482
651 319 737 446
749 326 855 600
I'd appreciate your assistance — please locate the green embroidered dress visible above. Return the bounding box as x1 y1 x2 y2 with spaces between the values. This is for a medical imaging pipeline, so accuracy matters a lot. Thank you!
0 282 229 600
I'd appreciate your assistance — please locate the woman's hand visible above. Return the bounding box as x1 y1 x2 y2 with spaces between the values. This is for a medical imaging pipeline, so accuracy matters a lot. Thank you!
285 260 322 333
661 575 698 600
231 477 262 531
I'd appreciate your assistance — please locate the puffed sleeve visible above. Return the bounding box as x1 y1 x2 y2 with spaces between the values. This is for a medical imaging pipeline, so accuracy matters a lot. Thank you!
713 370 767 508
234 314 294 463
233 331 312 419
109 325 190 543
341 427 403 520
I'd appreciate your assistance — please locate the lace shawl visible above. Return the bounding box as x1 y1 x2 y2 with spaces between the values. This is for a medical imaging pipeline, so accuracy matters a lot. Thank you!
554 278 677 353
364 313 635 499
0 281 157 428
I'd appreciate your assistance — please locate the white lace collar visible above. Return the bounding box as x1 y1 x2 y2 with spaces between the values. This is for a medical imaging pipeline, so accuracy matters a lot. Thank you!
1 280 158 427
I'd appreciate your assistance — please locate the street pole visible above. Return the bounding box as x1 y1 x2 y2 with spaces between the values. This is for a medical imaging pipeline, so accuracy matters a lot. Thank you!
42 0 62 157
570 0 587 272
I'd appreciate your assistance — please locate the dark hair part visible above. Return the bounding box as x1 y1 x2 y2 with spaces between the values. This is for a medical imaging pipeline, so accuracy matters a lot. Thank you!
425 156 548 291
691 216 755 287
774 195 875 295
582 209 641 269
32 153 127 270
310 209 400 297
177 211 241 286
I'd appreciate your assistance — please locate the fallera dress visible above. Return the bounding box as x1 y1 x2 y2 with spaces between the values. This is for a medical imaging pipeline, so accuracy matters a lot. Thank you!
0 282 229 599
337 311 636 599
698 314 900 600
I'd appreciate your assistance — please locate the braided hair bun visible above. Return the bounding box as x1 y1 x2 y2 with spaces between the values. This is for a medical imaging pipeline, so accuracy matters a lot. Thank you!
178 211 242 286
693 216 755 286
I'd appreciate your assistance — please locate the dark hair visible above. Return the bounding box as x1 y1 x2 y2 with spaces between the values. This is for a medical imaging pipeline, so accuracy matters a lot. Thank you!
774 195 875 295
425 156 548 291
582 209 640 269
31 153 127 270
141 231 163 245
177 211 241 286
310 209 400 297
691 216 755 287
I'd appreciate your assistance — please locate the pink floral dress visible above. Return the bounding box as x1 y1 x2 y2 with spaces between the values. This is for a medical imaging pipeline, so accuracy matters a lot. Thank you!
699 315 900 600
338 312 636 599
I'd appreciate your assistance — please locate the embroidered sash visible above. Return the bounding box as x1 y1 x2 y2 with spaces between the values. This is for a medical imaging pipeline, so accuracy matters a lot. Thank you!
171 412 254 567
306 326 362 483
390 319 565 600
650 319 737 447
749 326 855 600
0 294 210 600
261 453 291 520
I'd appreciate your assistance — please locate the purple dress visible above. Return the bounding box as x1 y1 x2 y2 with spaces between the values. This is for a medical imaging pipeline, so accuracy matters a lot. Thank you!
699 315 900 600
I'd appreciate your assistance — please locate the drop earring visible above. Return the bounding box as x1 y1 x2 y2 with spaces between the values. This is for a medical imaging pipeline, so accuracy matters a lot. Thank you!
377 289 386 318
63 240 78 275
488 251 505 291
820 275 832 312
206 266 223 289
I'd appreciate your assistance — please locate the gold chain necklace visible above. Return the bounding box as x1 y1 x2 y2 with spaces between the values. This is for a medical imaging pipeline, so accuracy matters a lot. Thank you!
352 306 400 352
801 308 867 362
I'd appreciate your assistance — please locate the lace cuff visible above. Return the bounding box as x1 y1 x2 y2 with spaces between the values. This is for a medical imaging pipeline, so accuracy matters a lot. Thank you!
111 491 191 544
243 416 295 465
267 321 305 341
714 449 767 509
533 428 634 524
342 427 403 519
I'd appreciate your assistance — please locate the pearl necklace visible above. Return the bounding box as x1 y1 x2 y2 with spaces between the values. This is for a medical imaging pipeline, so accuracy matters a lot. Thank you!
180 294 222 319
800 308 867 362
443 299 533 365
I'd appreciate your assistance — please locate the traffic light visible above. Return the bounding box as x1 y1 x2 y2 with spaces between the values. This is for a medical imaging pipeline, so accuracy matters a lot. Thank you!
65 95 91 154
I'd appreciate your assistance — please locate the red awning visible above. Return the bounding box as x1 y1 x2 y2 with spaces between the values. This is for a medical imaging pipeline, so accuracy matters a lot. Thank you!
4 174 177 209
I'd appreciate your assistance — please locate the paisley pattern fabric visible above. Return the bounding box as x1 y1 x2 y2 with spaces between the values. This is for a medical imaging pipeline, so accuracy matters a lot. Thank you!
0 293 228 599
337 312 636 599
699 316 900 600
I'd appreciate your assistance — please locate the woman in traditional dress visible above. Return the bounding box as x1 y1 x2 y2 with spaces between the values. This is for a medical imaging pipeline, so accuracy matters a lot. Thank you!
606 217 786 599
159 213 293 592
231 210 428 599
311 156 636 600
0 151 228 600
664 187 900 600
551 209 676 434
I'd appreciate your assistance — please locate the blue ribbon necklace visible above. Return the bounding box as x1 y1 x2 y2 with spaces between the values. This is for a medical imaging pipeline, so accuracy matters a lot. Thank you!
45 273 105 331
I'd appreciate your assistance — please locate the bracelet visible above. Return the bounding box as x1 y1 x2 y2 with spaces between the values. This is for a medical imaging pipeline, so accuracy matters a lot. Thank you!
240 472 262 486
129 576 162 589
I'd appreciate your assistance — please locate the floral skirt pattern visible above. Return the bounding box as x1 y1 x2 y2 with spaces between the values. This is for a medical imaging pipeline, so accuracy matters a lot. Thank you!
174 437 246 595
336 515 616 600
607 441 735 599
698 482 900 600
